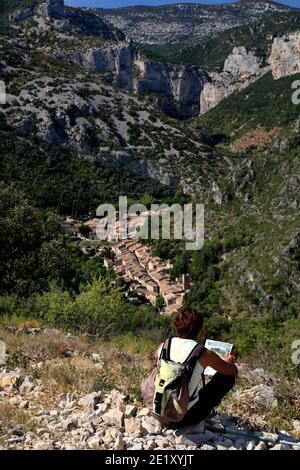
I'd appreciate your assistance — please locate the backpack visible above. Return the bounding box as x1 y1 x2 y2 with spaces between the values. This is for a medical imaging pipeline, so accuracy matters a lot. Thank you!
141 338 204 425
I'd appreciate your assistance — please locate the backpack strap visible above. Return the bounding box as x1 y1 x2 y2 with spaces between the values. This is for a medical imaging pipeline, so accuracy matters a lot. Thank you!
159 337 172 361
185 343 206 390
184 343 205 365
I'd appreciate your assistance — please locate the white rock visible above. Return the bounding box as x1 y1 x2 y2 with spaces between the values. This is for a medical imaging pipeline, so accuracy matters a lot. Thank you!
19 378 34 394
114 434 125 450
216 444 228 450
270 443 291 450
102 432 114 445
33 440 54 450
254 441 267 450
86 434 102 449
141 416 161 435
246 440 256 450
235 384 277 409
129 443 144 450
78 392 101 410
102 408 124 428
136 407 150 417
200 444 215 450
145 440 157 450
293 420 300 433
125 405 137 418
154 439 169 448
124 417 142 435
20 400 29 409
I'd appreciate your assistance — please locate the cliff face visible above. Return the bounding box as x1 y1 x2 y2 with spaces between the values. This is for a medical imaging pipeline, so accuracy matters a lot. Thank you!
200 47 267 114
269 31 300 79
10 0 64 21
133 58 208 119
37 0 64 18
54 44 134 91
8 1 300 120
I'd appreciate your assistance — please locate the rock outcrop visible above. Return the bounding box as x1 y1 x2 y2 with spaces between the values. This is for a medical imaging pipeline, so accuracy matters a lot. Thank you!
0 326 299 451
223 47 261 78
8 1 300 119
200 47 267 114
37 0 65 19
133 58 209 118
54 44 134 91
10 0 64 21
269 31 300 79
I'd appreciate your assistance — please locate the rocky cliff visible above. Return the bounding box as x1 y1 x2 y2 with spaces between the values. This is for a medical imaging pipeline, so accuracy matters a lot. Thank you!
133 57 209 119
6 1 300 120
200 47 267 114
9 0 123 41
10 0 64 21
54 44 134 91
269 31 300 79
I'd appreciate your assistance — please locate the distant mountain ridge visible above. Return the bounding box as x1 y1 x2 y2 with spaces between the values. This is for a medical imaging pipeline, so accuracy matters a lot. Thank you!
93 0 295 46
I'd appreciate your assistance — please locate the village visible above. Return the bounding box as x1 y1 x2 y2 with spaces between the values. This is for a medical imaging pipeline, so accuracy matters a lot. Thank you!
61 214 190 314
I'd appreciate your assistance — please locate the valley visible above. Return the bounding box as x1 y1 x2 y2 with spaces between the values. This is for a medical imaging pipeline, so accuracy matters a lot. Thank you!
0 0 300 450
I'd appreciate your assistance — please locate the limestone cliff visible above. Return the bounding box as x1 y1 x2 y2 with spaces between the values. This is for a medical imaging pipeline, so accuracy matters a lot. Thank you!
200 47 267 114
269 31 300 79
10 0 64 21
133 57 209 119
6 0 300 120
54 44 134 91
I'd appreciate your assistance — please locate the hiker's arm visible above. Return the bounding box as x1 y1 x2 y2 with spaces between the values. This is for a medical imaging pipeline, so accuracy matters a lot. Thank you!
199 348 238 376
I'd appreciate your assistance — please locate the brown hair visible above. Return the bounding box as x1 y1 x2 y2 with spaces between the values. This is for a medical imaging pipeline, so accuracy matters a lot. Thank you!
173 308 203 340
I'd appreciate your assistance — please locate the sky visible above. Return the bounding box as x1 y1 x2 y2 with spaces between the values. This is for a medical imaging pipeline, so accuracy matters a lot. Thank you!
65 0 300 10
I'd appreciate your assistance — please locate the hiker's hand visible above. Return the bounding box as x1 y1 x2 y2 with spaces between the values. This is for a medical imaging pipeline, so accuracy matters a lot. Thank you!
231 344 238 359
224 352 236 364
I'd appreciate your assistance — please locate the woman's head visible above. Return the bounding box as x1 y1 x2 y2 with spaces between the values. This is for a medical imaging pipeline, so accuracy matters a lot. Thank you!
173 308 204 340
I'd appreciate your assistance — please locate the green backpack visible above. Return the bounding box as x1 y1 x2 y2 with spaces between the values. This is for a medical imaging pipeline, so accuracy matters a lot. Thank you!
141 338 204 425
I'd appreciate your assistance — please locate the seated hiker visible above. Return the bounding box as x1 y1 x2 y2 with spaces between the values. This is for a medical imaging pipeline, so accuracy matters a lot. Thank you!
143 307 238 428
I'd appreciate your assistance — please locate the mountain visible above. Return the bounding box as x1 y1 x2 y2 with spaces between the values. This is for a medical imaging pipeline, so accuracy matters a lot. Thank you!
0 0 300 415
94 0 293 46
0 0 230 200
140 11 300 71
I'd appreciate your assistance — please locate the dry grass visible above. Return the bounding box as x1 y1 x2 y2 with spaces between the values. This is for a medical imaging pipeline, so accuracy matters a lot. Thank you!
0 402 36 435
0 327 151 405
0 328 100 369
216 375 300 434
0 326 299 438
38 352 149 404
39 356 102 395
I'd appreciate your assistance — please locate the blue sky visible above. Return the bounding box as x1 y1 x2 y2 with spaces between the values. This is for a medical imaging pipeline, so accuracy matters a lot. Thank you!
65 0 300 10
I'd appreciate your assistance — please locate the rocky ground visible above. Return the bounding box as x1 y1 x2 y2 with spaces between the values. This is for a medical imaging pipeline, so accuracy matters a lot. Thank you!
0 327 299 451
